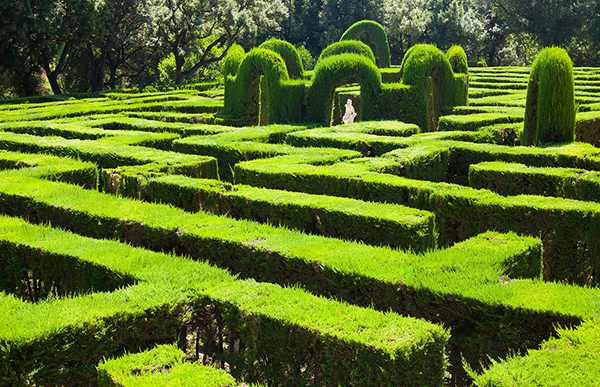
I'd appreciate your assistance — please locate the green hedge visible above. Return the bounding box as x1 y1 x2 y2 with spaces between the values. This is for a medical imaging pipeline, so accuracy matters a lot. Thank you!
97 344 239 386
259 38 304 79
219 48 308 126
0 150 99 189
307 53 382 125
233 146 600 286
522 47 576 146
471 320 600 386
143 175 437 252
401 44 460 131
172 124 313 182
0 131 218 178
469 161 600 202
447 45 468 75
0 213 448 387
340 20 391 68
219 41 467 129
1 170 593 385
0 92 223 123
317 40 377 66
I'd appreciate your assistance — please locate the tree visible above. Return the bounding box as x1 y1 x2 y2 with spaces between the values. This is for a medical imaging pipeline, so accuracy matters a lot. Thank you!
84 0 157 91
151 0 287 85
0 0 48 96
490 0 592 48
318 0 385 48
26 0 94 94
382 0 484 64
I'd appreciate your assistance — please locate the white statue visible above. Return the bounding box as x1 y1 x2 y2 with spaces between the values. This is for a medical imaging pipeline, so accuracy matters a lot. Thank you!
342 99 357 124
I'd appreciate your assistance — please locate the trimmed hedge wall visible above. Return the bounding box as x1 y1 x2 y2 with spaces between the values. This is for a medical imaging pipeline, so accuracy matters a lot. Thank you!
142 175 437 252
233 145 600 286
0 171 561 385
97 344 242 386
469 161 600 202
220 40 468 129
340 20 391 68
471 320 600 386
307 53 382 125
402 44 459 131
0 213 449 387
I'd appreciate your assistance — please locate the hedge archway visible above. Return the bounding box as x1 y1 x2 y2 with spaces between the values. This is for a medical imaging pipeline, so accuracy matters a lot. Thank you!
340 20 391 68
402 44 456 131
259 39 304 79
231 48 290 126
307 53 382 125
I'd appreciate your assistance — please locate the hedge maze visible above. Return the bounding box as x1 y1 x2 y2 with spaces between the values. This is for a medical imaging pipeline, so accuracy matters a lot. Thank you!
3 27 600 386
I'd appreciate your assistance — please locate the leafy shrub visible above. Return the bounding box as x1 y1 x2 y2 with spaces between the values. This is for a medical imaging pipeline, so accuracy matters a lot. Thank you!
307 53 381 124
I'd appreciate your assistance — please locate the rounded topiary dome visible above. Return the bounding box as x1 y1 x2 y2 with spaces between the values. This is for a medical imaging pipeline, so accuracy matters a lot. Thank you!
446 45 468 74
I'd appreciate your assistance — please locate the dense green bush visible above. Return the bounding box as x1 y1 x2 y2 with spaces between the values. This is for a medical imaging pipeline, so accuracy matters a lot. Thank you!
340 20 391 68
522 47 576 146
229 48 290 125
223 44 246 79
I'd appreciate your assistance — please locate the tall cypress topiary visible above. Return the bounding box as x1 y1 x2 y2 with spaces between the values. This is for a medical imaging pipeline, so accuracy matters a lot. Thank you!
522 47 576 146
340 20 391 68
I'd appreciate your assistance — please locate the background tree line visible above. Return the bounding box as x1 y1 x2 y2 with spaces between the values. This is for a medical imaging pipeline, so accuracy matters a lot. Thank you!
2 0 599 98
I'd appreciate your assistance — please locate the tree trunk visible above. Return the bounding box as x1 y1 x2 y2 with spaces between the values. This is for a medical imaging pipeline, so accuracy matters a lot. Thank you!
42 61 62 95
175 54 186 85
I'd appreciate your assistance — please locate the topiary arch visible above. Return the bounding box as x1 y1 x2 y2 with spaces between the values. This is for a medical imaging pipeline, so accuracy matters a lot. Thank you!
259 39 304 79
340 20 391 68
307 53 382 125
228 48 290 126
317 40 377 67
402 44 459 131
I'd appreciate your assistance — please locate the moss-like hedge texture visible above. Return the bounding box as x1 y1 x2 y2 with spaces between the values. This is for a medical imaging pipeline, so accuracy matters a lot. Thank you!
340 20 391 68
259 38 304 79
220 38 468 129
317 40 377 66
522 47 576 146
447 45 468 75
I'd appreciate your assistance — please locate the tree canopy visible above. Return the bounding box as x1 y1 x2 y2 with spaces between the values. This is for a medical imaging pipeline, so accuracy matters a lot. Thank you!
1 0 599 97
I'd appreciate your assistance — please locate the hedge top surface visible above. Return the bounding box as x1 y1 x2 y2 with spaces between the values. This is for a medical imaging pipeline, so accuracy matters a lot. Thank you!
317 40 377 66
